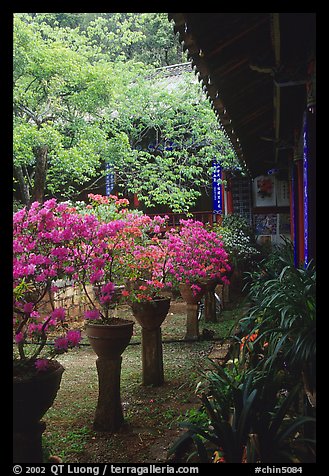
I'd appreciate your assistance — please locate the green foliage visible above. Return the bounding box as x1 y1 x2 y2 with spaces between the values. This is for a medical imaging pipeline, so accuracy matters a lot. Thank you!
240 245 316 377
28 13 186 66
213 214 260 272
170 363 315 463
13 13 240 211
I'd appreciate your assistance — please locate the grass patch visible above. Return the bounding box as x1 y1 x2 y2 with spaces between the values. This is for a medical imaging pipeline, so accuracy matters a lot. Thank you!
41 296 249 463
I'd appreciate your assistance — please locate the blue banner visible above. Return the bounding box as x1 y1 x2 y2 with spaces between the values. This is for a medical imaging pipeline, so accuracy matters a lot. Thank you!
105 163 115 196
212 161 222 213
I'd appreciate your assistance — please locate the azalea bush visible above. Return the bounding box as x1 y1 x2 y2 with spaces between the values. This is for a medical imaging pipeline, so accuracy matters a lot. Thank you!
164 219 231 294
65 195 171 315
120 235 172 304
13 199 83 375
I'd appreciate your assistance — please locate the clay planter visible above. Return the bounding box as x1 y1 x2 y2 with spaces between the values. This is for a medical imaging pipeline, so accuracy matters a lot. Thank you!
13 360 64 463
179 281 217 340
85 319 134 432
85 318 134 360
131 297 171 386
178 282 207 305
131 297 171 329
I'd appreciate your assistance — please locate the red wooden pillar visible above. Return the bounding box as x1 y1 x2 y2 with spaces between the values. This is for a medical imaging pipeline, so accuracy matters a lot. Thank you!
222 172 234 215
288 157 295 241
296 159 305 265
133 193 140 208
226 178 234 214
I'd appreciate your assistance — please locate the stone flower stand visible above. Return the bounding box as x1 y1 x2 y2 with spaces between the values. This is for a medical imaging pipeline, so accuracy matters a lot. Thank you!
85 319 134 432
131 297 171 386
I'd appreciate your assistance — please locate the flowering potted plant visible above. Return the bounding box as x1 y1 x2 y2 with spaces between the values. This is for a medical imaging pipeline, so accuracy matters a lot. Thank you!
117 215 171 386
165 219 231 303
164 219 230 340
13 200 83 462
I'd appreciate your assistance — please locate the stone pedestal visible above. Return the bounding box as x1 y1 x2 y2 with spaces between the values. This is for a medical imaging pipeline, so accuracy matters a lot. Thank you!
204 288 217 322
13 421 46 463
141 327 164 386
185 303 199 340
94 357 124 432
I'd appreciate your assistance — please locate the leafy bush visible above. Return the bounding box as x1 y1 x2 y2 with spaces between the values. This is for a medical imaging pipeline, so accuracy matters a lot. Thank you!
169 363 315 463
213 214 260 273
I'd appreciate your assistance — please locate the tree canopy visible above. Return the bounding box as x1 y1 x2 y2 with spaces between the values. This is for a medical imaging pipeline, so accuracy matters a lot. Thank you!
13 13 241 212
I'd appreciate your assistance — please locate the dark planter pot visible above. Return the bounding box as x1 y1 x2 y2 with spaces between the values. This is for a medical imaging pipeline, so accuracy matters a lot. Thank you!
13 360 64 463
131 297 171 329
85 318 134 360
13 360 64 430
131 297 171 386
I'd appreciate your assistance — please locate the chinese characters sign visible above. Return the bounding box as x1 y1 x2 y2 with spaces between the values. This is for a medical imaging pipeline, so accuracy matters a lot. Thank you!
105 163 115 196
212 161 222 213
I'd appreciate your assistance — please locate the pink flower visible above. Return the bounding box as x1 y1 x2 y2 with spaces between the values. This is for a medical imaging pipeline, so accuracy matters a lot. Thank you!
90 269 104 284
15 332 24 343
99 282 115 303
23 302 34 314
51 307 66 322
67 330 82 347
35 359 49 372
54 336 69 352
84 309 100 320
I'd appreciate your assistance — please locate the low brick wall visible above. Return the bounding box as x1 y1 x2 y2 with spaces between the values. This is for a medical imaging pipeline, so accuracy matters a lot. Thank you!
53 282 93 320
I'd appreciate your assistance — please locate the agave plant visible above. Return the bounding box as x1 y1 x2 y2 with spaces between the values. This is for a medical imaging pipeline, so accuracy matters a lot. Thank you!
240 253 316 406
169 363 315 463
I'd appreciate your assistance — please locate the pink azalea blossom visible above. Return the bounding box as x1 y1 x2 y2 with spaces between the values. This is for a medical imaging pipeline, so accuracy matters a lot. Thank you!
35 359 49 371
51 307 66 322
54 336 69 352
67 330 82 347
15 332 24 343
84 309 100 320
23 302 34 314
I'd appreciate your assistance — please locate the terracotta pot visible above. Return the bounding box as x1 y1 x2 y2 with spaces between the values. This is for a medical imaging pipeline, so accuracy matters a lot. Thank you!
131 297 171 329
85 319 134 359
178 283 207 304
13 360 64 430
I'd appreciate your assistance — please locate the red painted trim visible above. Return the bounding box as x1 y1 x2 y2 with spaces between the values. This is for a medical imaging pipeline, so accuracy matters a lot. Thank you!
226 179 234 214
296 160 304 265
289 169 294 240
133 193 140 208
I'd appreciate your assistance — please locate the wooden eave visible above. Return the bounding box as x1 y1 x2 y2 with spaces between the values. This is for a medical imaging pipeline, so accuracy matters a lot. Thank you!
168 13 315 177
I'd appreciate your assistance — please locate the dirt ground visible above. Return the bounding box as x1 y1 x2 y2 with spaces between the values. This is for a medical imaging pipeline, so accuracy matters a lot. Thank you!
42 298 243 463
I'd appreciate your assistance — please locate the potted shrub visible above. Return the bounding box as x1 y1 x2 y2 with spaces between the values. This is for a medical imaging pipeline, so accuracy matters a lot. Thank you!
120 228 172 386
64 196 137 432
13 200 82 462
212 214 260 299
165 219 231 339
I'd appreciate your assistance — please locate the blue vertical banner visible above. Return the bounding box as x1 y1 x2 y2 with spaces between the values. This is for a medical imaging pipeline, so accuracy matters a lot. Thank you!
303 113 309 267
105 163 115 196
212 160 222 213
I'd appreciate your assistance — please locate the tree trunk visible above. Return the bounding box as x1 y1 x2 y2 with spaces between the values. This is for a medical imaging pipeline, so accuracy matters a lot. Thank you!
15 164 31 207
32 145 48 203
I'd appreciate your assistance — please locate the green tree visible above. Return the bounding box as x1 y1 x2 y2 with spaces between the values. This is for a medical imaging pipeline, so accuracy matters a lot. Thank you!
13 13 241 212
28 12 185 66
13 15 144 204
106 70 240 212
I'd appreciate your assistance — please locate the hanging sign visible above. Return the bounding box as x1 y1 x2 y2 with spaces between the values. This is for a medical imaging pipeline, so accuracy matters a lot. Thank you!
212 161 222 213
105 163 115 196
